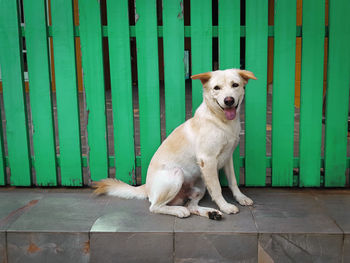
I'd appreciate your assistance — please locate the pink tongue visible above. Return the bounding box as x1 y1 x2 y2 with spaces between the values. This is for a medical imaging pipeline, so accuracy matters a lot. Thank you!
224 107 236 120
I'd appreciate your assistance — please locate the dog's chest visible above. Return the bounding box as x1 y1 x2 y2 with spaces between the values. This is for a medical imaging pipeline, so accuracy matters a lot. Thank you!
216 135 239 169
216 124 240 169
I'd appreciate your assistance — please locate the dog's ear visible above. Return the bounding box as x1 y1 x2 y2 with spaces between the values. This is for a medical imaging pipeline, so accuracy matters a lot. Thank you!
237 70 257 84
191 72 211 85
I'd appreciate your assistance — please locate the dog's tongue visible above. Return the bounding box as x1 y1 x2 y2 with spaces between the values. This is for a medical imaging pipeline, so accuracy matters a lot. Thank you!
224 107 236 120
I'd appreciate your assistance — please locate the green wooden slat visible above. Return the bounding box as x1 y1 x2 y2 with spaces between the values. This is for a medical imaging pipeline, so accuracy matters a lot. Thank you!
272 0 296 186
79 0 108 181
299 0 325 187
135 0 161 184
191 0 212 113
107 0 136 184
245 0 268 186
0 0 32 186
218 0 240 185
23 0 57 186
0 111 6 185
51 0 82 186
219 0 240 69
163 0 185 136
324 0 350 187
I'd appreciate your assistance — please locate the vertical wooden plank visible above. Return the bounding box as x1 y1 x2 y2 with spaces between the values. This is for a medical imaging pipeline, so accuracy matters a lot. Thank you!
218 0 240 184
107 0 136 184
23 0 57 186
272 0 296 186
324 0 350 187
51 0 82 186
0 0 32 186
299 0 325 187
218 0 240 69
135 0 161 184
245 0 268 186
191 0 212 113
0 112 6 185
79 0 108 181
163 0 185 136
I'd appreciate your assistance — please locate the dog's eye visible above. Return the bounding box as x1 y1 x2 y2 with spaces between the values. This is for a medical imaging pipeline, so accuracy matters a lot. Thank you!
232 83 239 88
214 86 221 90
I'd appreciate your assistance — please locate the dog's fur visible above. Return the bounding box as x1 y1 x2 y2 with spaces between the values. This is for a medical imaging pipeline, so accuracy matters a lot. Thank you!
93 69 256 220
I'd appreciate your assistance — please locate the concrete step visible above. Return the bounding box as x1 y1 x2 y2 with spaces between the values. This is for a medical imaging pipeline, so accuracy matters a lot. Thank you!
0 187 349 263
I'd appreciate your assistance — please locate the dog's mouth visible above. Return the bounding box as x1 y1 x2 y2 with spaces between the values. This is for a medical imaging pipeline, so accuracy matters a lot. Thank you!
216 101 239 120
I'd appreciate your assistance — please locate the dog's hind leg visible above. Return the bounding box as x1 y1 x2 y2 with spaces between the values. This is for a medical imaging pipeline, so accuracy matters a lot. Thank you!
148 168 190 218
187 180 223 220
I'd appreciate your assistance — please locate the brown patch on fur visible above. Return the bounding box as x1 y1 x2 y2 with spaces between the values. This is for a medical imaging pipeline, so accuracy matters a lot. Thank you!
163 125 188 154
92 179 118 195
191 72 212 85
27 242 41 253
237 70 257 82
189 117 200 133
200 160 204 168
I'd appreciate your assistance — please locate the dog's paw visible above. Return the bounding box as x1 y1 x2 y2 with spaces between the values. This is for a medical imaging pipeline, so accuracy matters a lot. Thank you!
236 194 254 206
207 210 223 220
219 203 239 214
176 207 191 218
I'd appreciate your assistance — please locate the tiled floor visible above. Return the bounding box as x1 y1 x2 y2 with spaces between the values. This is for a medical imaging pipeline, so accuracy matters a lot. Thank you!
0 187 349 262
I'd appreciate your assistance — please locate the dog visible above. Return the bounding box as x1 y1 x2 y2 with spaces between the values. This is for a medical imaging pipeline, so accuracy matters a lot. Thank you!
93 69 256 220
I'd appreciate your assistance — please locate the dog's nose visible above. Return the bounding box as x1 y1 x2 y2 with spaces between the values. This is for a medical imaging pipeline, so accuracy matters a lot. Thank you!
224 97 235 106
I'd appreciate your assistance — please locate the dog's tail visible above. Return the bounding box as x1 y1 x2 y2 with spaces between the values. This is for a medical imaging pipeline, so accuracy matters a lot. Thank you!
92 179 148 200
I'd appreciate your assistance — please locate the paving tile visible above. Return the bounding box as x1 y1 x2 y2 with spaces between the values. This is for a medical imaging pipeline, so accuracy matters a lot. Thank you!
258 233 343 263
7 232 89 263
0 191 44 231
312 190 350 233
174 190 257 233
344 234 350 262
174 190 258 263
175 233 258 263
90 232 173 263
91 198 174 232
0 232 6 263
8 192 109 232
90 197 174 263
247 188 342 234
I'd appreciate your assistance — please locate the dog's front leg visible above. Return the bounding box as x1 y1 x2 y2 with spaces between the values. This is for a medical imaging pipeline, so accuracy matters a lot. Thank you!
198 157 239 214
223 157 253 206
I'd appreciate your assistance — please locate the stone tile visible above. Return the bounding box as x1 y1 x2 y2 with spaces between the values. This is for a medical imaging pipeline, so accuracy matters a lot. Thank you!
258 233 343 263
91 198 174 232
312 190 350 233
175 233 258 263
8 193 109 232
0 232 6 263
344 234 350 262
247 189 342 234
174 191 258 263
0 191 44 230
90 232 173 263
174 191 257 233
7 232 89 263
90 197 174 263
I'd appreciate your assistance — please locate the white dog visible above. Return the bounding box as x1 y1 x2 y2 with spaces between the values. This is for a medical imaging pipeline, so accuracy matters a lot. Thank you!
94 69 256 220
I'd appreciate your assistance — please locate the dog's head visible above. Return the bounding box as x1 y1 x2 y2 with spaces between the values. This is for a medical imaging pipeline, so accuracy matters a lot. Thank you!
191 69 256 121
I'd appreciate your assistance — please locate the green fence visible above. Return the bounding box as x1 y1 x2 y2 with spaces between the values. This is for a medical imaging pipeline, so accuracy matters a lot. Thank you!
0 0 349 187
